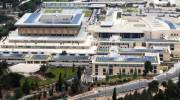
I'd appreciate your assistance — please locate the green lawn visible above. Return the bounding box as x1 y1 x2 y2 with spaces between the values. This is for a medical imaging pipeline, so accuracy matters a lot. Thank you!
44 9 62 13
21 67 76 86
47 67 75 80
83 10 92 17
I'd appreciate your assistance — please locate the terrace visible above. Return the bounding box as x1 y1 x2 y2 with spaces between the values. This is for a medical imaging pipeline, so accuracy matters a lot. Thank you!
52 55 89 61
96 47 166 54
25 54 52 61
93 54 160 64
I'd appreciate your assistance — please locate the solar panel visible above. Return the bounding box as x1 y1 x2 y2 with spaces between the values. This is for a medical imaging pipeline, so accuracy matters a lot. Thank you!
31 55 48 60
96 56 156 63
53 55 89 61
71 13 82 24
25 13 40 23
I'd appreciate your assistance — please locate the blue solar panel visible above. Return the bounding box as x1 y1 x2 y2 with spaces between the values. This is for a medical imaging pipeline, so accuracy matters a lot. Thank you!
0 54 24 59
96 56 156 63
126 56 156 63
156 18 176 29
71 13 82 24
32 55 47 60
25 13 40 23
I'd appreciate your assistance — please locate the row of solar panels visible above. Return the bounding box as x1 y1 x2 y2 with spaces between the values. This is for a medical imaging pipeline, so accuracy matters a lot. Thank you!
97 47 163 53
0 54 89 61
96 56 156 63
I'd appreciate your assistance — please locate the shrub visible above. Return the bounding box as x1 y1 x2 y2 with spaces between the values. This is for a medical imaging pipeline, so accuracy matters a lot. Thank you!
45 72 55 78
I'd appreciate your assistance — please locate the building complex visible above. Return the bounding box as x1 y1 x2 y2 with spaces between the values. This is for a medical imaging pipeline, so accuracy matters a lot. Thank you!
0 2 180 80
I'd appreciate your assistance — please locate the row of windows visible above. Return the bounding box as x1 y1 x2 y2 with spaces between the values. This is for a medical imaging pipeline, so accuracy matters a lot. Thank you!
1 45 89 49
96 64 144 67
19 28 79 35
96 68 157 76
43 3 88 8
1 51 88 56
21 34 75 36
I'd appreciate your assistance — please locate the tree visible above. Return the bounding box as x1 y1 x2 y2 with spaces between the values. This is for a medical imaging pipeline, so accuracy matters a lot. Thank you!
148 80 159 94
0 68 3 76
0 27 9 37
22 79 30 95
161 81 168 88
72 63 75 72
0 60 8 69
56 72 63 92
0 60 8 76
71 77 80 94
133 90 140 100
133 67 138 77
0 86 2 99
167 2 171 7
0 73 23 89
143 61 153 76
165 80 179 99
154 89 165 100
177 73 180 88
112 88 117 100
61 51 67 55
37 93 42 100
14 88 23 99
5 21 16 31
49 88 53 96
39 64 48 73
31 81 38 91
43 91 47 98
140 89 153 100
64 69 67 78
45 72 55 78
77 67 82 80
106 73 109 82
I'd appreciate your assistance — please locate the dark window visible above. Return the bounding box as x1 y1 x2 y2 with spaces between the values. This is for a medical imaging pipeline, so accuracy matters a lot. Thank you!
122 69 126 74
130 69 133 74
103 68 106 75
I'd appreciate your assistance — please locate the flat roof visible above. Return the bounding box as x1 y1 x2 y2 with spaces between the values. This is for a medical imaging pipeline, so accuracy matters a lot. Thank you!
93 53 160 64
25 54 52 61
97 47 168 53
89 16 180 33
15 12 84 27
52 55 89 61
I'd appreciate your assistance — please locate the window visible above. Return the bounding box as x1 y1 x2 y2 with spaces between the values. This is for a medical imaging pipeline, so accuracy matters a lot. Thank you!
170 44 174 50
138 69 141 74
122 69 126 74
3 52 9 54
22 52 28 54
130 69 133 74
142 42 146 47
154 70 157 73
103 68 106 75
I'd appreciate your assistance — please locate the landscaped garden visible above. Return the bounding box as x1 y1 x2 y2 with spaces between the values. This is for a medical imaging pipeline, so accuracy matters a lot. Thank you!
83 10 92 17
21 66 76 86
